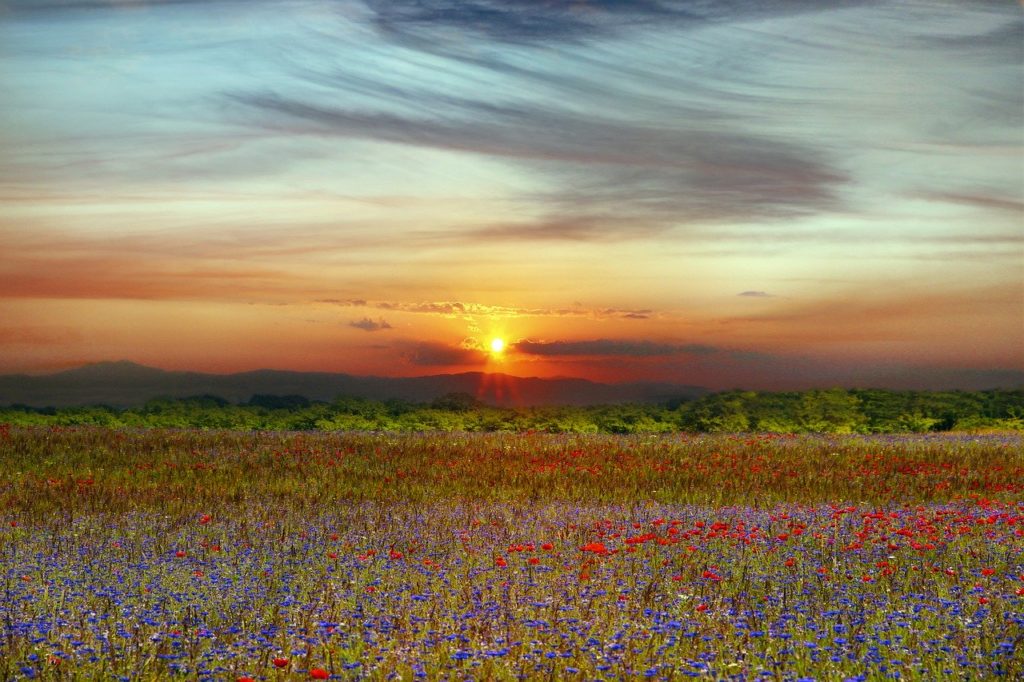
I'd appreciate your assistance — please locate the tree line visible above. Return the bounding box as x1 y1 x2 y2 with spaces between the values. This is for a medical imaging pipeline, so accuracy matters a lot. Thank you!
1 388 1021 433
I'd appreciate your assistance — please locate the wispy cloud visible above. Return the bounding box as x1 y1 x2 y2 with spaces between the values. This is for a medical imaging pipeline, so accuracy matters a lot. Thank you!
514 339 721 357
0 326 81 346
234 91 847 229
915 15 1023 61
318 298 368 307
738 291 773 298
1 0 222 13
349 317 391 332
396 340 488 367
722 284 1024 328
362 1 873 45
329 299 655 320
917 191 1024 214
0 255 298 301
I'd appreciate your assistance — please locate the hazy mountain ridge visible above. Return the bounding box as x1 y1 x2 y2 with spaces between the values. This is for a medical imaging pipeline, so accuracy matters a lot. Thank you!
0 361 707 408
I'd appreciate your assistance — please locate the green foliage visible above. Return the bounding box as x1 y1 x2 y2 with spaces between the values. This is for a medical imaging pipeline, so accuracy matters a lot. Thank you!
793 389 867 434
676 388 1023 434
1 389 1021 433
950 415 1024 433
678 390 753 432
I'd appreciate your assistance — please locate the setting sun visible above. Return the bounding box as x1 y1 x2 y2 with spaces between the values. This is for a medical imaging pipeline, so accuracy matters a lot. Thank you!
489 338 506 354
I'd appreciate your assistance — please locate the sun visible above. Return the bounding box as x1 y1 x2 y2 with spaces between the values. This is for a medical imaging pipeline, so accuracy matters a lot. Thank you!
489 337 506 354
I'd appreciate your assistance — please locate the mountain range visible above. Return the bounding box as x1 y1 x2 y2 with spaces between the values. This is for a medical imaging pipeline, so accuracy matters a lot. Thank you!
0 361 707 408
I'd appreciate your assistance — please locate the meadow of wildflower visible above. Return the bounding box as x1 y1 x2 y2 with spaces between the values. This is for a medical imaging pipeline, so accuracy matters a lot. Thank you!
0 426 1021 680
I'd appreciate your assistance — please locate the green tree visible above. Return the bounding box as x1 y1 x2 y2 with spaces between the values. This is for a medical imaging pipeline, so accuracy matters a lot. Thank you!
793 389 866 433
679 392 752 432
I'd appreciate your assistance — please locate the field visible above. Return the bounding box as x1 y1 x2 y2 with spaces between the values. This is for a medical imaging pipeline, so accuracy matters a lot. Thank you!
1 426 1021 680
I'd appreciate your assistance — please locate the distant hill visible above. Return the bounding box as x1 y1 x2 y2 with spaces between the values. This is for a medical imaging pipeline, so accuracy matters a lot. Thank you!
0 361 708 408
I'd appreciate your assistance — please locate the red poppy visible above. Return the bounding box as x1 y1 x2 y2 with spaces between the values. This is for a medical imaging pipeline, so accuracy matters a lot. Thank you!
541 542 553 551
581 542 608 554
272 657 288 668
238 677 255 682
310 669 330 680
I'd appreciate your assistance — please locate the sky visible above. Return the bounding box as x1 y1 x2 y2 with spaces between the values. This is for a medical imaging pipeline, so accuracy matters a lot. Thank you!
0 0 1022 390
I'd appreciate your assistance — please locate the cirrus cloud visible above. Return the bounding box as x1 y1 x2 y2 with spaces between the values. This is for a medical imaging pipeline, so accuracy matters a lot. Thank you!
514 339 720 357
349 317 392 332
397 340 488 367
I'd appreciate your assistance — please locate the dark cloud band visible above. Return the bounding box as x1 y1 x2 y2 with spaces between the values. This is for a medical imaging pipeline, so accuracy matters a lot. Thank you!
514 339 720 357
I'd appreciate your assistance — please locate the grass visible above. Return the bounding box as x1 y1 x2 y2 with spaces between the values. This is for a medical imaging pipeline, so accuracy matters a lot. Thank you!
0 426 1021 680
